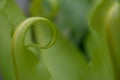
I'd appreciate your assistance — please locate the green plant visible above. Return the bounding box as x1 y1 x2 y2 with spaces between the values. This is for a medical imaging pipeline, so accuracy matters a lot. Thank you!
0 0 120 80
0 0 25 79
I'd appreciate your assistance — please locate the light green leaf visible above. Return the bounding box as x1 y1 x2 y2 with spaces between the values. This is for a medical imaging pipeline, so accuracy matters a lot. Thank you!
83 0 120 80
106 1 120 79
0 0 25 80
12 17 57 80
30 0 59 19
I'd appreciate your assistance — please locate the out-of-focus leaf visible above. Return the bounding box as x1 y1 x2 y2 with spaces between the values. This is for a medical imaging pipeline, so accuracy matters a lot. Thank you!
30 0 59 19
82 0 120 80
106 1 120 79
0 0 25 80
0 0 6 10
85 0 113 58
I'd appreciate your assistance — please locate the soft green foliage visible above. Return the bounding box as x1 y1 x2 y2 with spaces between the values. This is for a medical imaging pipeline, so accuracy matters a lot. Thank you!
0 0 120 80
0 0 25 80
12 17 57 80
30 0 59 19
83 0 120 79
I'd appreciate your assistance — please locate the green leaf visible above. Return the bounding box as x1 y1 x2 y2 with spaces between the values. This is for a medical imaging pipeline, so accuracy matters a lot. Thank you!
11 17 57 80
30 0 59 19
106 1 120 79
83 0 120 80
0 0 25 80
0 0 6 11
